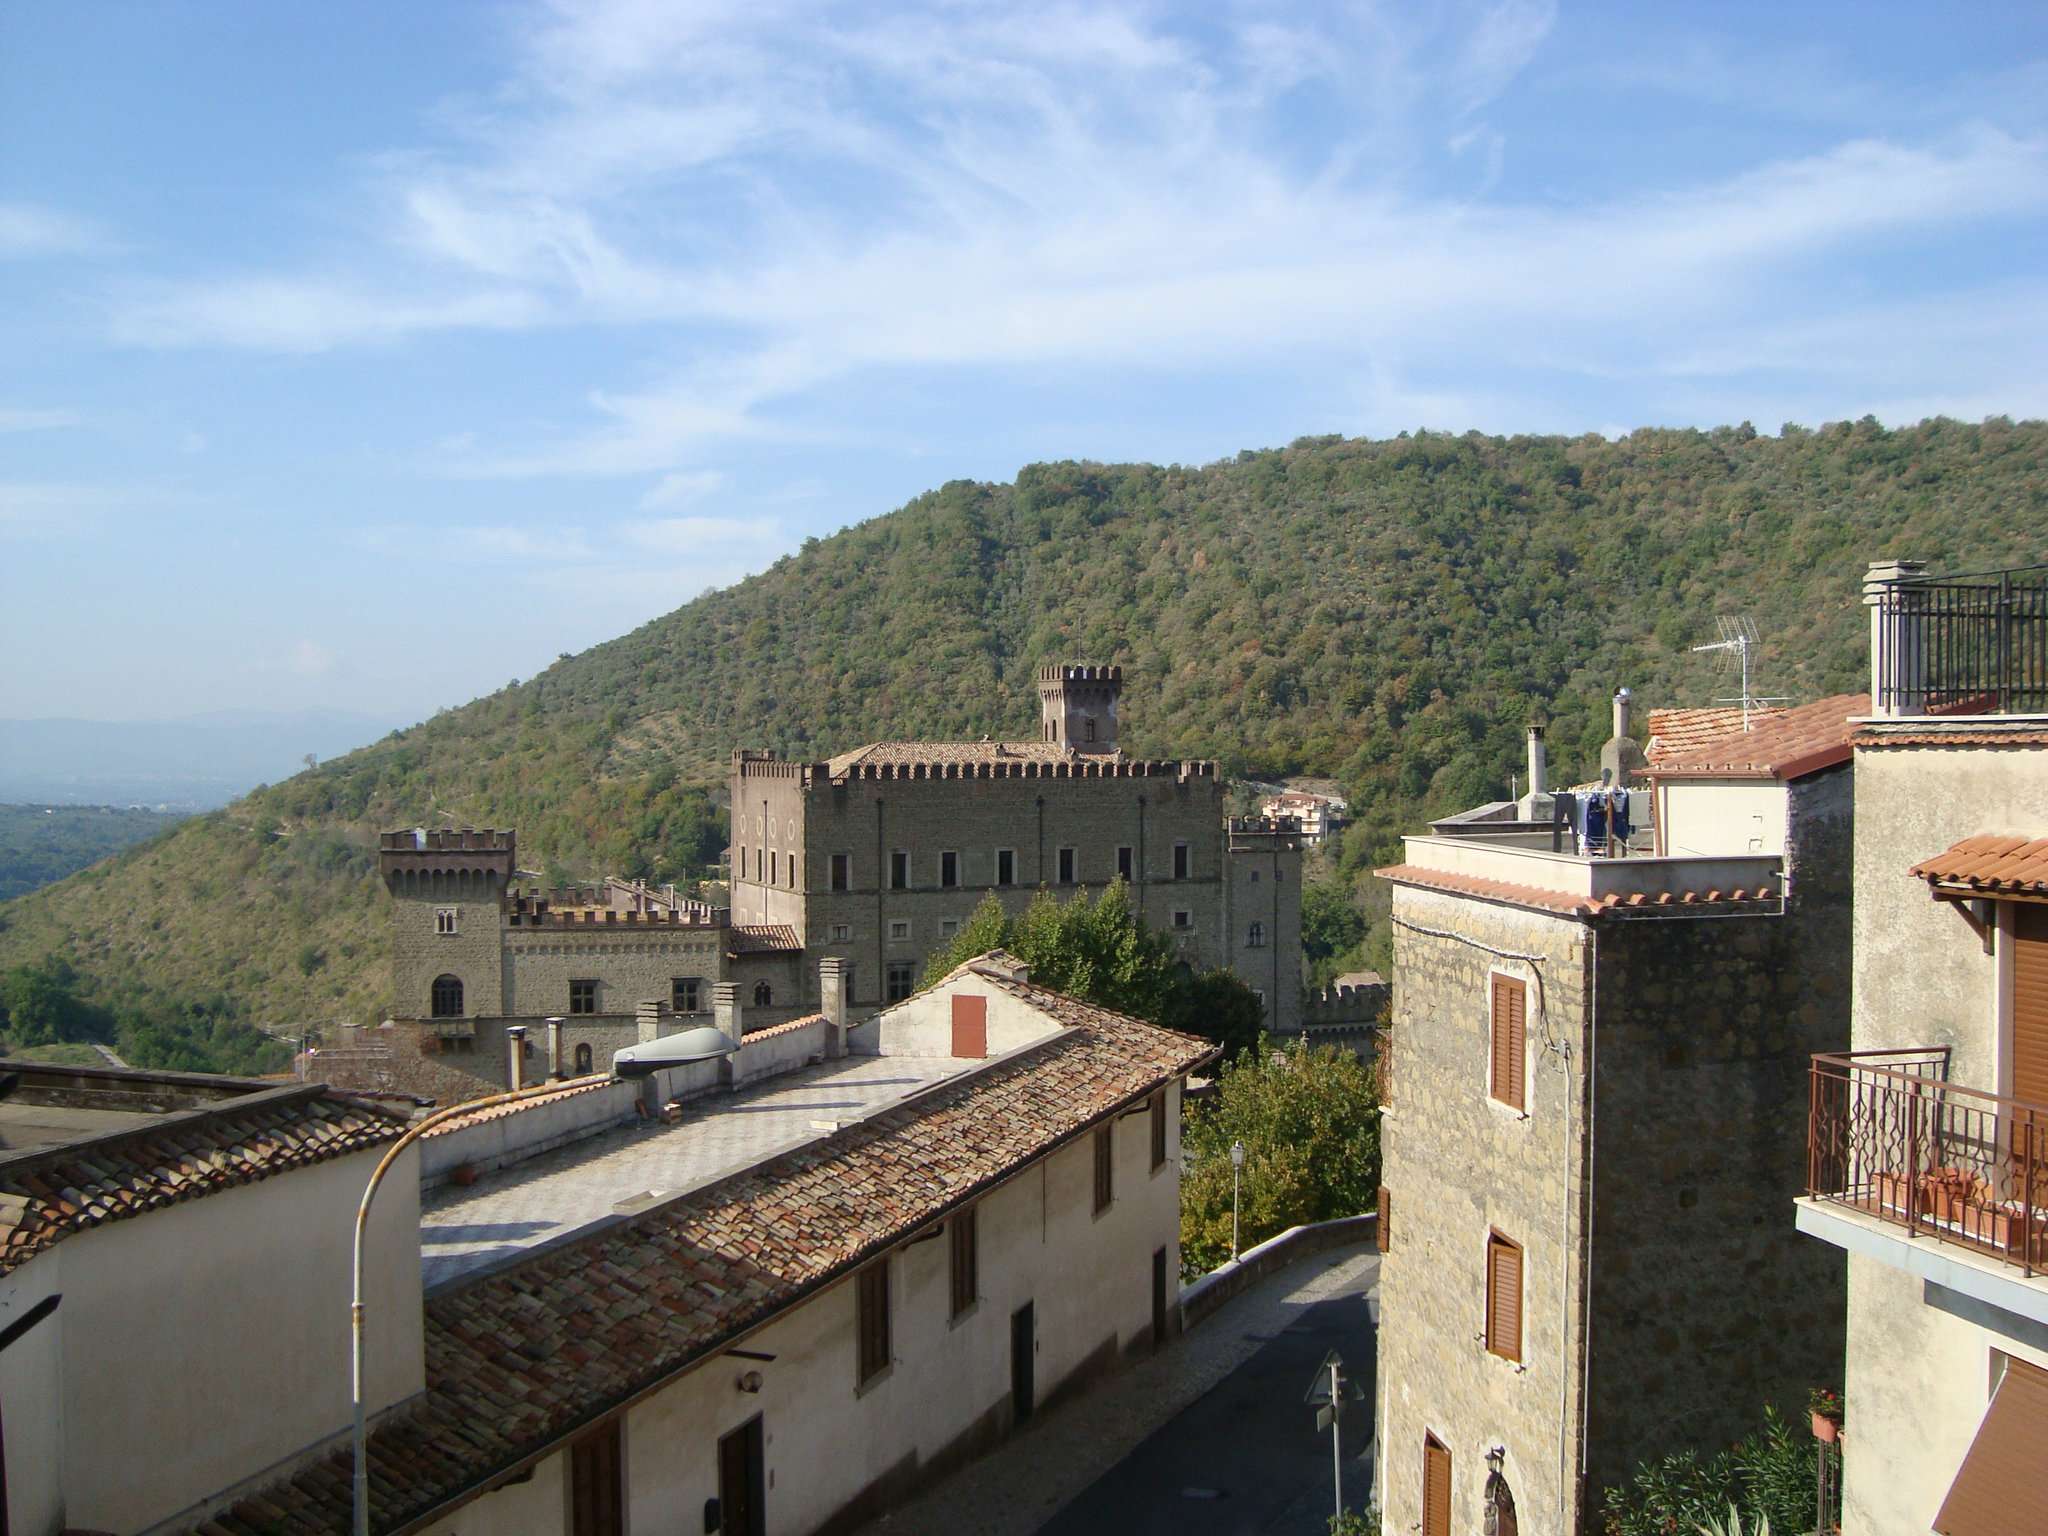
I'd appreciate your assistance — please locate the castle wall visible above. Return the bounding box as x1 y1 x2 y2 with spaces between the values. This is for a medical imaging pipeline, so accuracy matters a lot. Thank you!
728 755 812 937
1226 825 1304 1033
502 927 725 1021
388 875 508 1021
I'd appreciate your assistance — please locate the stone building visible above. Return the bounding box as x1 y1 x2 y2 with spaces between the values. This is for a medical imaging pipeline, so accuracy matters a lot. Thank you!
1793 558 2048 1534
1372 690 1861 1532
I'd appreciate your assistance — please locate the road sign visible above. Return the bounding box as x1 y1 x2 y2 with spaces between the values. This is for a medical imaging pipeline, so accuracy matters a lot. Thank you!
1315 1405 1334 1433
1304 1350 1367 1405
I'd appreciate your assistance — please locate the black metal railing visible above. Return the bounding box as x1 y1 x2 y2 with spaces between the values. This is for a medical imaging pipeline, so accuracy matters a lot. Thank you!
1874 564 2048 716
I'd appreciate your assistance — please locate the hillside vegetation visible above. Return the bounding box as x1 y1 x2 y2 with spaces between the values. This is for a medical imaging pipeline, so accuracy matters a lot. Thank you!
2 419 2042 1056
0 804 187 902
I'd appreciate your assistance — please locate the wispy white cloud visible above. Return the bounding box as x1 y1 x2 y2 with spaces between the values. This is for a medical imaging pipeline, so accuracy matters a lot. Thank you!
639 469 727 509
0 407 80 433
111 276 544 352
0 202 105 259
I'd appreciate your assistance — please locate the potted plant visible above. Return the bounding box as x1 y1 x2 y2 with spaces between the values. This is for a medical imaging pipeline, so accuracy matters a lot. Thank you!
1809 1386 1843 1443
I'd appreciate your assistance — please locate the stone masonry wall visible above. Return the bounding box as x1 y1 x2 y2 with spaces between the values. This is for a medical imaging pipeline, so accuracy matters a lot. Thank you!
503 929 726 1020
389 878 508 1021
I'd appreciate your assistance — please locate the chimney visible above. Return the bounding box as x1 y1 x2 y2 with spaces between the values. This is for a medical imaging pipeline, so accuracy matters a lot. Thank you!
819 957 847 1059
1612 687 1632 743
1525 724 1548 799
636 999 663 1045
1599 687 1649 789
505 1025 528 1091
545 1016 565 1080
1864 557 1929 717
714 982 742 1050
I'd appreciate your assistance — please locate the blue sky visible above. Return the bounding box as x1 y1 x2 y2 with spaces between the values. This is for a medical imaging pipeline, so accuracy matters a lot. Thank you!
4 1 2046 726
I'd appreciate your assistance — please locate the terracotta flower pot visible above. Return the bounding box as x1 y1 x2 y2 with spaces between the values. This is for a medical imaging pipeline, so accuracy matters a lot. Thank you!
1811 1411 1840 1443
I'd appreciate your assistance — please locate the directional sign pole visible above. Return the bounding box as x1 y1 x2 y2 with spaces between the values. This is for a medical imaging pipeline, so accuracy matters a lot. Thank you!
1329 1357 1343 1518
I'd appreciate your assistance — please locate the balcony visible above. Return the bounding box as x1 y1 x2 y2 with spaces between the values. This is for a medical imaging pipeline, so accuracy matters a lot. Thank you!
1805 1050 2048 1282
1383 832 1783 918
1867 561 2048 717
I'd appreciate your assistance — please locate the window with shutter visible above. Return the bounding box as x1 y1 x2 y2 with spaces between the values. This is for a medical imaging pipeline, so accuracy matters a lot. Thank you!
1093 1124 1114 1214
1150 1092 1167 1170
1422 1434 1452 1536
569 1419 623 1536
1376 1186 1391 1252
1486 1230 1524 1362
2012 905 2048 1115
950 1204 978 1319
1490 974 1527 1111
857 1260 891 1385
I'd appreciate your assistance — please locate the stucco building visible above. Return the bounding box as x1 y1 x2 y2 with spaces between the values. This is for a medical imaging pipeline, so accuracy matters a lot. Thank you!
1794 557 2048 1535
1372 689 1860 1533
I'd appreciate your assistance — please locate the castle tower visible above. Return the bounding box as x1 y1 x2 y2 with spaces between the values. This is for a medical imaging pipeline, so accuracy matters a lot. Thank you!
1038 663 1122 754
378 828 516 1020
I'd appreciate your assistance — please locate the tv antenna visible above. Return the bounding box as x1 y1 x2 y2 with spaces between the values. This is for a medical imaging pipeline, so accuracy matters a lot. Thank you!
1690 616 1787 731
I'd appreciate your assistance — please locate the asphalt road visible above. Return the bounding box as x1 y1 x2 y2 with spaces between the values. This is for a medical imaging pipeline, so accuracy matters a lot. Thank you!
1036 1285 1378 1536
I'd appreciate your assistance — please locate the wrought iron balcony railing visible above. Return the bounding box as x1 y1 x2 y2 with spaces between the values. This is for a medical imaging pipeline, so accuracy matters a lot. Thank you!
1807 1050 2048 1279
1871 563 2048 716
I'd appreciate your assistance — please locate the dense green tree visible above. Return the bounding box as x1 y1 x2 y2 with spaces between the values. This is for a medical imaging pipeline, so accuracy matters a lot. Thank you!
1600 1405 1833 1536
1301 878 1369 987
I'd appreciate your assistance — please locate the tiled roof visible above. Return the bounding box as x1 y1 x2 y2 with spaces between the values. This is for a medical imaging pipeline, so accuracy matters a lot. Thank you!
1645 706 1784 765
728 923 802 954
1910 835 2048 896
826 740 1083 773
1642 694 1868 781
1376 862 1780 919
421 1078 611 1139
181 984 1214 1536
741 1012 828 1041
0 1087 405 1276
1855 728 2048 749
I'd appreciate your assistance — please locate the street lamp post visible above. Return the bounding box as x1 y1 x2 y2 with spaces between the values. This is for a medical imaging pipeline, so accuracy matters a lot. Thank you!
1230 1139 1246 1261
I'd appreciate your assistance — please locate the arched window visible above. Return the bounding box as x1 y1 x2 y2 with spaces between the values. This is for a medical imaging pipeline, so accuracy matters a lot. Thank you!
754 981 773 1007
1084 718 1096 743
431 974 463 1018
1247 922 1265 949
574 1042 594 1075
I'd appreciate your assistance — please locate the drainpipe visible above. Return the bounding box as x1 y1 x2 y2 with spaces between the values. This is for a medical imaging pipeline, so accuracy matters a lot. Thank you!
505 1025 527 1092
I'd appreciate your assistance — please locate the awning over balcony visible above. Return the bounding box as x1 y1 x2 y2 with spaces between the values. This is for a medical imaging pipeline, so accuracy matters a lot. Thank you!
1934 1357 2048 1535
1911 834 2048 897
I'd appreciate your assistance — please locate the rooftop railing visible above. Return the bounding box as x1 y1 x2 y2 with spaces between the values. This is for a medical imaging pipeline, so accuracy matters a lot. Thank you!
1807 1049 2048 1279
1871 562 2048 716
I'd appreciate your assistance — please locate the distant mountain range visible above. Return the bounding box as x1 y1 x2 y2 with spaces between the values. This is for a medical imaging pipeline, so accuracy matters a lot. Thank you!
0 710 403 809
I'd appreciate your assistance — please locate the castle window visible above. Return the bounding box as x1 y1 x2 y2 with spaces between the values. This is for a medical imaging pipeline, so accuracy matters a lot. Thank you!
888 919 911 942
435 907 458 936
1247 922 1265 948
890 850 909 890
1173 910 1191 930
788 855 797 889
831 853 850 892
1058 847 1076 884
1249 870 1259 884
1084 718 1096 743
672 977 700 1014
574 1042 594 1075
830 923 851 943
940 918 959 938
844 964 857 1002
769 850 778 886
1173 842 1189 880
430 974 463 1018
1117 846 1134 881
941 851 958 888
886 961 914 1002
754 981 772 1007
996 848 1015 886
570 979 598 1015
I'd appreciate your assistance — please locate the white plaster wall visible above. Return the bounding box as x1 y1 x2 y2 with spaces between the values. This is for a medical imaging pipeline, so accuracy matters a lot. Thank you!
1658 778 1790 856
877 975 1063 1059
0 1254 65 1536
734 1019 829 1084
50 1145 423 1535
414 1448 567 1536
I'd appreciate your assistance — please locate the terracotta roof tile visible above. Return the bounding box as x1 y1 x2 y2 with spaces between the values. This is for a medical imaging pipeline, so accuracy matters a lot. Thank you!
1645 706 1785 765
421 1078 611 1139
1909 834 2048 896
1854 728 2048 749
727 924 802 954
177 990 1214 1536
0 1089 405 1275
1642 694 1868 781
1375 862 1779 919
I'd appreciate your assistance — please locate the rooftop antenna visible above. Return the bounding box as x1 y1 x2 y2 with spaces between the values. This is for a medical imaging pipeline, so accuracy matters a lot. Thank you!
1689 616 1788 730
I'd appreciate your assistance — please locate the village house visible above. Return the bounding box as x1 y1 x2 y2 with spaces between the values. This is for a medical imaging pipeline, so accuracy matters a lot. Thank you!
1372 680 1860 1532
1793 557 2048 1535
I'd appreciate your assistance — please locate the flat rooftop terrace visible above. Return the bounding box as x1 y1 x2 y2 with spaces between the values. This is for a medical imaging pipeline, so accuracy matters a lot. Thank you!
419 1051 974 1288
0 1059 284 1160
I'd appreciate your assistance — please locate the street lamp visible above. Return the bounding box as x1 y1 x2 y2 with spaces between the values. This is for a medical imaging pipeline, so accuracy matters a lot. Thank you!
1230 1139 1246 1261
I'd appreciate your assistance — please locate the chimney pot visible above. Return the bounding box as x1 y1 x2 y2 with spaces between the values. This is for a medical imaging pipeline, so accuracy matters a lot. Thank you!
714 982 742 1049
505 1025 528 1092
819 957 847 1058
545 1016 565 1080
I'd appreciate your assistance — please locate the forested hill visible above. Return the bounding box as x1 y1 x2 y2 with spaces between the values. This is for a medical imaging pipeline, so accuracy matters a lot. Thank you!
2 418 2043 1041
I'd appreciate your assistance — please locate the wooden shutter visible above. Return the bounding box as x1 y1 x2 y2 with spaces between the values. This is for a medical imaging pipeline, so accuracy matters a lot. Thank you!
1934 1356 2048 1535
1422 1434 1452 1536
857 1260 890 1383
951 993 988 1058
569 1419 623 1536
1150 1092 1167 1170
1486 1232 1523 1362
1376 1186 1391 1252
1094 1124 1114 1213
950 1204 978 1319
2014 905 2048 1107
1491 975 1526 1110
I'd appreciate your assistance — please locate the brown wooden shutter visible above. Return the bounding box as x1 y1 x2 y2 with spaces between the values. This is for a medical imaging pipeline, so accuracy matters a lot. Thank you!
951 992 988 1058
950 1204 978 1319
1491 975 1526 1110
1376 1186 1391 1252
857 1260 891 1383
1093 1124 1114 1213
1422 1434 1452 1536
570 1419 623 1536
2013 905 2048 1106
1934 1356 2048 1535
1486 1232 1523 1361
1150 1092 1167 1169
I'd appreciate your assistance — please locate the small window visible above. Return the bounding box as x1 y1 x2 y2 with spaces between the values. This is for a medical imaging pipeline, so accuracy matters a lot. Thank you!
1084 718 1096 743
888 918 911 941
1486 1231 1524 1362
950 1203 978 1319
574 1042 594 1075
569 978 598 1015
431 974 464 1018
1247 921 1265 949
831 853 850 892
857 1259 890 1385
940 918 959 938
753 981 772 1007
1250 869 1260 884
941 851 959 888
1093 1124 1114 1213
570 1419 623 1536
1376 1186 1391 1252
830 923 851 943
787 854 797 889
1173 842 1189 880
996 848 1015 886
435 907 458 935
1252 988 1265 1008
1490 974 1527 1112
1058 847 1076 884
1117 846 1134 880
1149 1092 1167 1170
886 961 915 1002
1172 909 1191 931
844 964 857 1003
1423 1434 1451 1536
890 851 910 890
672 977 700 1014
769 850 779 886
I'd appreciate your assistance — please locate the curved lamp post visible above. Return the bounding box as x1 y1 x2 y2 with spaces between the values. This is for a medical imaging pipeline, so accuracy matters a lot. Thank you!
1230 1139 1247 1262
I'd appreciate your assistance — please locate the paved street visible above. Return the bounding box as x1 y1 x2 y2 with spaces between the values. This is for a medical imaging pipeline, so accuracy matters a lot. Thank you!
858 1244 1379 1536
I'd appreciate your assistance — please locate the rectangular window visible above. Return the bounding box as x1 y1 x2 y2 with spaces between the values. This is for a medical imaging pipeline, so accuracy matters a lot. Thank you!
886 960 915 1002
1376 1186 1391 1252
830 922 851 943
672 977 700 1014
1149 1091 1167 1170
857 1259 891 1385
569 979 598 1015
1490 974 1527 1111
1423 1434 1451 1536
1093 1123 1114 1214
1058 847 1076 884
888 918 911 942
996 848 1015 886
844 964 857 1004
1117 845 1134 880
950 1203 978 1319
569 1419 623 1536
941 850 959 888
831 852 850 892
940 917 959 938
435 907 458 935
1172 909 1191 930
788 854 797 889
890 850 910 890
769 850 779 886
1485 1231 1523 1362
1173 842 1189 880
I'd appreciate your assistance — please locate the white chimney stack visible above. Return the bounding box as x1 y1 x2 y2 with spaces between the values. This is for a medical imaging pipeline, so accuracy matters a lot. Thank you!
545 1016 564 1080
505 1025 528 1091
1525 724 1548 799
1612 687 1633 742
819 957 847 1059
714 982 742 1050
